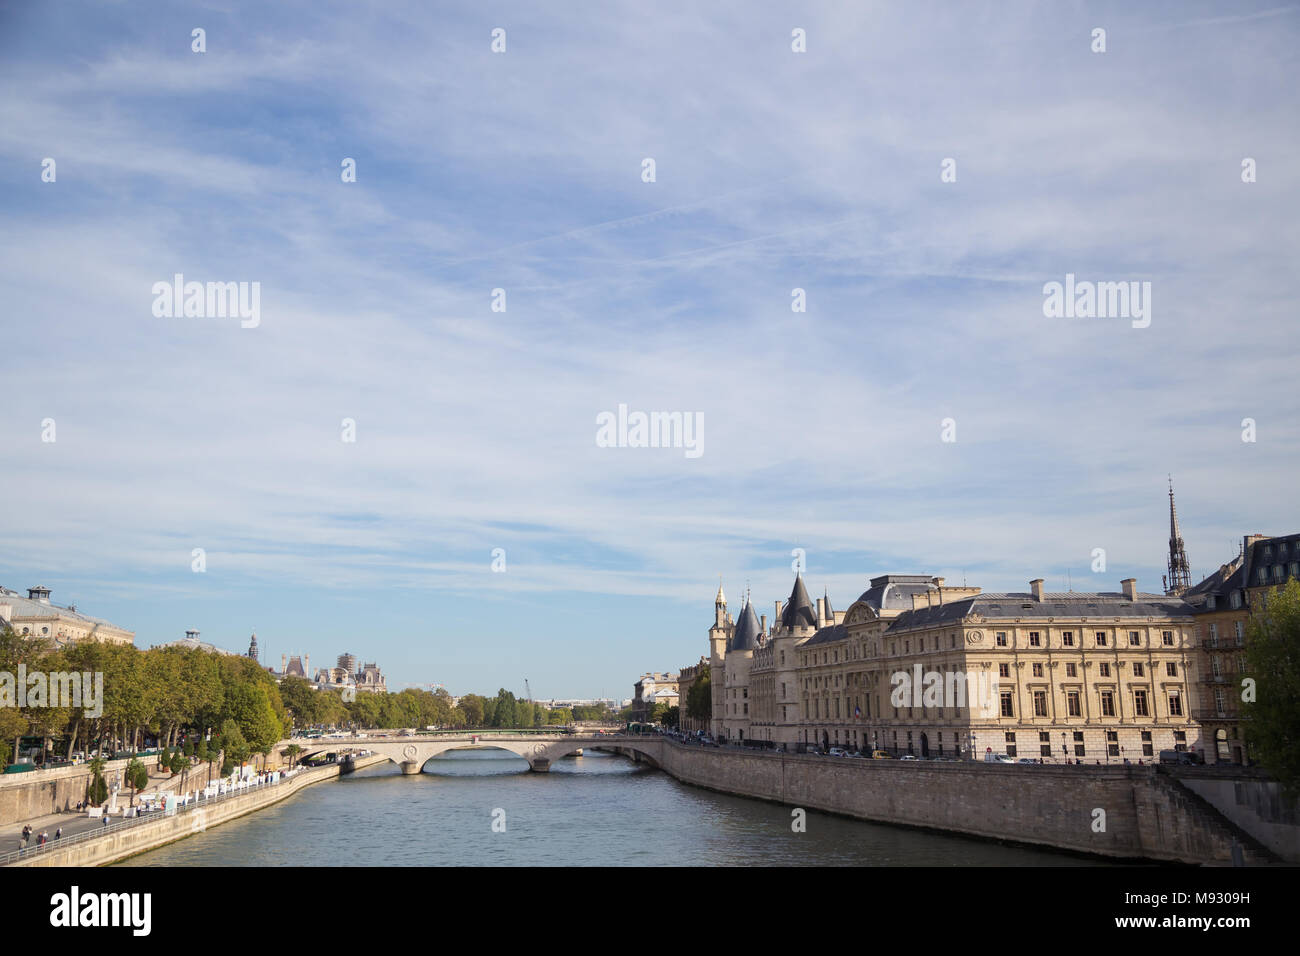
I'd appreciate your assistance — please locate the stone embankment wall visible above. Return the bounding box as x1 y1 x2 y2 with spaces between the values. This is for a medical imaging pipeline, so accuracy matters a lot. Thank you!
10 753 388 867
0 758 140 826
649 743 1285 864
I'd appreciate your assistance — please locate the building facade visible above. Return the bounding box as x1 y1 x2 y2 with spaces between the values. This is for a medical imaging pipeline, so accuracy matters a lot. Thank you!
0 585 134 647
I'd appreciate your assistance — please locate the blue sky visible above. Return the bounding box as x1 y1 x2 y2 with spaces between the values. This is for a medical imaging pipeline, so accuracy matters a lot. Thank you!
1 1 1297 699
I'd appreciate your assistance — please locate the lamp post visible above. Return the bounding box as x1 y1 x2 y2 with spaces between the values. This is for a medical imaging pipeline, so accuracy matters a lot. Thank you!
1061 732 1067 766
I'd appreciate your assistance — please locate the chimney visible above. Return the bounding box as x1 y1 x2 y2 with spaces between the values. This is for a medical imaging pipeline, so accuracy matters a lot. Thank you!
760 614 767 636
1030 579 1045 601
775 601 781 627
1121 578 1138 601
816 596 826 627
281 653 287 673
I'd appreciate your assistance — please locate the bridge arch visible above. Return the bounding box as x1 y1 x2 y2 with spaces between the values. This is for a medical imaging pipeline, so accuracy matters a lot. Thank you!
284 734 662 774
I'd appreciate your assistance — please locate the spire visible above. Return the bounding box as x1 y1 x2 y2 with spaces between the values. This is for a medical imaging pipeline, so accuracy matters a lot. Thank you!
715 577 726 606
1165 477 1191 595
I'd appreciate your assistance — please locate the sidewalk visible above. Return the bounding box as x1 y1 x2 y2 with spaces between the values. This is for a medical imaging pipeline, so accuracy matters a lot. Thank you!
3 759 234 851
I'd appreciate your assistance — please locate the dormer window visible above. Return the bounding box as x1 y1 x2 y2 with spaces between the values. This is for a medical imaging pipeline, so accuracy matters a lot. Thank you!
1230 591 1242 609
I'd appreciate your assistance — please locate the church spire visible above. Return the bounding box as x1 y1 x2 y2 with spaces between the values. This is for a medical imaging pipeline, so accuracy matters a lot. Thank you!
1164 477 1191 595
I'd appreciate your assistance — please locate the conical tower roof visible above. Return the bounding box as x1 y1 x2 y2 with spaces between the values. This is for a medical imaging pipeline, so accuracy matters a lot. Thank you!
730 598 761 651
781 574 818 628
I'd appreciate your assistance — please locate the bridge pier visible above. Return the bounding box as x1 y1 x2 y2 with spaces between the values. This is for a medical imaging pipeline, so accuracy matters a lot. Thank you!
400 761 423 775
528 759 550 773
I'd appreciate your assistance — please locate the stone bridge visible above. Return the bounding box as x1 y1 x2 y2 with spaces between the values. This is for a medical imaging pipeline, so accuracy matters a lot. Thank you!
281 733 664 774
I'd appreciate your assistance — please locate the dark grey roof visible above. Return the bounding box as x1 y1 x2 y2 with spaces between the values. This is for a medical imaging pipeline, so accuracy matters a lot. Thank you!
780 575 817 628
885 591 1197 633
802 623 846 647
1244 533 1300 591
730 600 761 652
823 588 834 622
853 574 934 613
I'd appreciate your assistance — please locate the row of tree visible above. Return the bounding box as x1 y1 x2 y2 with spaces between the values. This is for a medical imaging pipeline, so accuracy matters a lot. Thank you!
1 623 619 771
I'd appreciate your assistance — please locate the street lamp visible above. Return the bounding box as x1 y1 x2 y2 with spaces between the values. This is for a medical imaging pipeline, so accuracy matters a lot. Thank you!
1061 732 1067 766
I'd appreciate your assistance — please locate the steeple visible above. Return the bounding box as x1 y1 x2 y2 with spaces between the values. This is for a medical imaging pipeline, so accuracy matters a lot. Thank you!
1164 477 1191 595
247 631 259 661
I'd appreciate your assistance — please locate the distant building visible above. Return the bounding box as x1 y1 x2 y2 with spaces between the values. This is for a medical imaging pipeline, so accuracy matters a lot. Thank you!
1185 531 1300 764
155 628 241 656
0 585 134 647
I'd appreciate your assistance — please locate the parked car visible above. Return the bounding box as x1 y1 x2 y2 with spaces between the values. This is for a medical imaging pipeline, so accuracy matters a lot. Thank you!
984 753 1015 764
828 747 850 757
871 750 894 759
900 754 919 761
1158 749 1200 765
1016 758 1039 765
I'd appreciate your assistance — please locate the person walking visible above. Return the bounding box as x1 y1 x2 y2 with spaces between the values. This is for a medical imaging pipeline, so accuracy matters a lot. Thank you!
21 824 31 845
55 827 62 840
102 814 109 829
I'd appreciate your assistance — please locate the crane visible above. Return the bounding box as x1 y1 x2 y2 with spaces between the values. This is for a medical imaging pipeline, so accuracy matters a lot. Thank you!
524 679 532 703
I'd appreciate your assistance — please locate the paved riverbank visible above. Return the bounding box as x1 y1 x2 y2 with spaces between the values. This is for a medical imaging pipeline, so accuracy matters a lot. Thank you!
5 753 389 867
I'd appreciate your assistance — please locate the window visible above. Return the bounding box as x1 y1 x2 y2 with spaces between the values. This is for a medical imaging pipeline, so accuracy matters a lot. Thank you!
1165 662 1177 677
1208 623 1219 646
1005 732 1016 743
1029 631 1042 647
1274 565 1285 582
999 663 1010 678
1033 691 1048 717
996 632 1007 647
1234 621 1244 645
1096 632 1108 647
1099 662 1111 677
1100 691 1115 717
1133 662 1144 677
1214 688 1225 714
1062 631 1074 646
1039 732 1051 742
1168 692 1182 716
1258 568 1267 584
1067 691 1081 716
1032 663 1043 677
1133 690 1149 717
1129 631 1141 646
1066 663 1077 677
1211 657 1222 678
1000 692 1014 717
1162 630 1174 646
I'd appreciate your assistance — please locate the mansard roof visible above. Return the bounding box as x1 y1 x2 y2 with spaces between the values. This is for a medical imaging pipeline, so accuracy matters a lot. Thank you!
780 575 818 628
885 591 1196 633
853 574 934 613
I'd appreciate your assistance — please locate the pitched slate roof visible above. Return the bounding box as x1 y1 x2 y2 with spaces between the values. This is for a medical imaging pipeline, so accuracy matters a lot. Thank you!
885 590 1196 633
853 574 934 613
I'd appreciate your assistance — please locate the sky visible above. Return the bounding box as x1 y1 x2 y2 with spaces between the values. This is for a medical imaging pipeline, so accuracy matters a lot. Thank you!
1 1 1297 700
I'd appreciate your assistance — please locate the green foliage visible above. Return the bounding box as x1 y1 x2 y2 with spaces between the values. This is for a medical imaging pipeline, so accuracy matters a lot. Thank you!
686 666 712 722
87 756 108 805
126 757 149 796
1244 578 1300 794
659 705 680 727
169 751 186 774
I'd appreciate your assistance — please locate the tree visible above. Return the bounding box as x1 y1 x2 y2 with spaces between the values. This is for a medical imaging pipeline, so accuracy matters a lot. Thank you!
458 694 484 728
1244 578 1300 794
686 666 712 723
126 758 149 807
86 756 109 806
284 744 303 769
219 719 250 776
660 705 680 728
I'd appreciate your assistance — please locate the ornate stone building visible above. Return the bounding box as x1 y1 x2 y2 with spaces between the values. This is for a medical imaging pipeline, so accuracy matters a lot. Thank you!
0 585 134 647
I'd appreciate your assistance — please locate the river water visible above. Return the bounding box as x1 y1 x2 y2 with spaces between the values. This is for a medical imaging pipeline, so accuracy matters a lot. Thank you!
117 749 1106 866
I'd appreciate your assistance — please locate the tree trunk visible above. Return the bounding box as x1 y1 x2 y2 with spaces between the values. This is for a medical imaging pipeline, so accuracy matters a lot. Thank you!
66 720 80 760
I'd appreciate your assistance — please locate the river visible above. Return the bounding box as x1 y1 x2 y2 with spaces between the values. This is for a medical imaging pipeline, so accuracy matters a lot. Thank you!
116 749 1109 866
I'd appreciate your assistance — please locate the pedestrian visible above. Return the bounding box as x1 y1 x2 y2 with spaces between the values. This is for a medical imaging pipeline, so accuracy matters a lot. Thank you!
37 832 45 847
55 827 62 840
102 814 109 828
